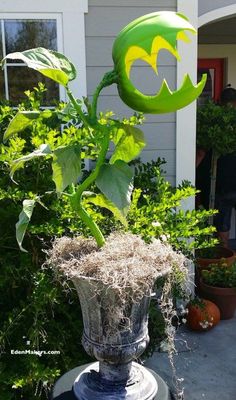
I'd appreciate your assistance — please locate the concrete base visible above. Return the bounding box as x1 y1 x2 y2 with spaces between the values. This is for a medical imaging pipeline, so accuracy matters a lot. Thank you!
52 363 172 400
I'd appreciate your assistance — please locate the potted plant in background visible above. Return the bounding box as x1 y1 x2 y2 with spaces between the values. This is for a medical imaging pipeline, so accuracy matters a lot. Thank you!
197 98 236 216
195 99 236 291
1 11 206 400
195 246 235 296
200 260 236 319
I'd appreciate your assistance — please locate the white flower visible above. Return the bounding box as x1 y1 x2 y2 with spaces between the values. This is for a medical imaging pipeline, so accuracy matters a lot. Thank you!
199 320 212 329
152 221 161 227
160 234 168 242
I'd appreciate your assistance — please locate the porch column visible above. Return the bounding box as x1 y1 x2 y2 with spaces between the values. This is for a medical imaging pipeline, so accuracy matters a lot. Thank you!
176 0 198 210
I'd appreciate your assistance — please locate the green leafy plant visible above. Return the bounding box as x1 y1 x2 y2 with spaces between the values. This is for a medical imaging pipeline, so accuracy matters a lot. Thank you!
0 88 96 399
197 100 236 212
129 161 217 257
202 260 236 288
1 11 206 250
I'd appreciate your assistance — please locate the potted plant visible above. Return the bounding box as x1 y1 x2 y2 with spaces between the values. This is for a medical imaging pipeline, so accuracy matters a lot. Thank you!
195 246 235 296
200 261 236 319
1 11 206 400
197 99 236 215
195 99 236 290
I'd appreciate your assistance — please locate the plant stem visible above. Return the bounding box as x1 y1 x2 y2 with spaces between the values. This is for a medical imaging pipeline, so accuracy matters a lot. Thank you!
68 72 117 246
71 130 110 247
77 205 105 247
66 88 90 128
208 149 219 225
90 70 118 123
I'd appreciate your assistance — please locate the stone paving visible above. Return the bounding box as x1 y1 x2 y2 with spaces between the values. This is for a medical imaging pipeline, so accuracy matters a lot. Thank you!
145 315 236 400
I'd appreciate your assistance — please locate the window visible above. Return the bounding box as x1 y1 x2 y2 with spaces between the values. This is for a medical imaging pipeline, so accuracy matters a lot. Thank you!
0 18 59 105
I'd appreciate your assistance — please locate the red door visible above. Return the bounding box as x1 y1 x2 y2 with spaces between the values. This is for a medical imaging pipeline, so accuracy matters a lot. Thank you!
198 58 224 104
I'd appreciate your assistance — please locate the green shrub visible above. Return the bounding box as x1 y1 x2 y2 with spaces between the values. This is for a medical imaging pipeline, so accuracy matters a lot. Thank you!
129 160 217 258
202 261 236 288
0 86 93 399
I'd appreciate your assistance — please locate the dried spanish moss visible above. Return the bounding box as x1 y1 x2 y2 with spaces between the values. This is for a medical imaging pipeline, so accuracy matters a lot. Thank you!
47 232 186 298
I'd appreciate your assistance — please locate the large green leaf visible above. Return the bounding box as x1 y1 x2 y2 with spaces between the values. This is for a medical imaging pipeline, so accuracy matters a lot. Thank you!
16 199 36 252
4 111 40 142
95 160 133 213
86 192 128 226
110 125 146 164
10 144 52 182
52 145 81 193
2 47 76 87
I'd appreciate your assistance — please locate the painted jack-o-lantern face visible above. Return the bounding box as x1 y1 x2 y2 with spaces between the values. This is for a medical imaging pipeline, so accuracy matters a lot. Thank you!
112 11 206 114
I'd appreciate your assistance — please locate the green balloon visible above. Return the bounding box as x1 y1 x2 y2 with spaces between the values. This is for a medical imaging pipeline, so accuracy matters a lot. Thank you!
112 11 206 114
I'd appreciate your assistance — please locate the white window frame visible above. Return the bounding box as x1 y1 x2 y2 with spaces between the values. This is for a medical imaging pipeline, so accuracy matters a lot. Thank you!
1 14 63 101
0 0 88 101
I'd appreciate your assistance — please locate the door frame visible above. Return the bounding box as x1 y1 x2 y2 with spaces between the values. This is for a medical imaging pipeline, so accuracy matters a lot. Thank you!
198 58 224 102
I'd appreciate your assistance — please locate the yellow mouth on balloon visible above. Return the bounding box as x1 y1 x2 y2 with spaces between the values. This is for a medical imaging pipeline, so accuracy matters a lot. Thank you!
125 31 191 78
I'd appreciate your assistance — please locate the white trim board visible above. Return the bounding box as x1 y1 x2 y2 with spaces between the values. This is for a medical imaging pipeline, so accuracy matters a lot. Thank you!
176 0 198 205
199 5 236 27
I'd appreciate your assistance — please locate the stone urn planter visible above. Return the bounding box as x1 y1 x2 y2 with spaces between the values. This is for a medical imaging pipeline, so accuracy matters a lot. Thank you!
49 233 187 400
72 276 161 399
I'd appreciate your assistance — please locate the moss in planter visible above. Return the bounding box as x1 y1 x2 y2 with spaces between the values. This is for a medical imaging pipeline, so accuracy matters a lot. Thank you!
47 232 187 337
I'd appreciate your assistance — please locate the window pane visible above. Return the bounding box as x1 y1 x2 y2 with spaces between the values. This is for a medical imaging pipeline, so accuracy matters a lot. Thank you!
7 66 59 105
5 19 57 54
0 70 5 99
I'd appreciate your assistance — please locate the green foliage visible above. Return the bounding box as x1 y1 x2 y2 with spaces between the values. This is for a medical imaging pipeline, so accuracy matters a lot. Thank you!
0 87 95 399
52 145 81 193
2 48 77 87
2 48 150 248
95 160 133 215
16 199 36 252
128 160 218 257
202 261 236 288
143 299 166 358
197 100 236 156
0 256 91 400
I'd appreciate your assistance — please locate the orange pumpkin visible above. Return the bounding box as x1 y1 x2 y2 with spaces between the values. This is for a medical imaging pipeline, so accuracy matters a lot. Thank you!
186 299 220 331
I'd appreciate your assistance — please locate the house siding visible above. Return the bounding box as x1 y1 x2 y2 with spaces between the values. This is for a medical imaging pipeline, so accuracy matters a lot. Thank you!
85 0 177 184
198 0 236 16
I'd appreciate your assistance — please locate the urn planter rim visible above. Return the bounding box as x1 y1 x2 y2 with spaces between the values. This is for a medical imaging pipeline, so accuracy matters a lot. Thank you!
71 265 171 285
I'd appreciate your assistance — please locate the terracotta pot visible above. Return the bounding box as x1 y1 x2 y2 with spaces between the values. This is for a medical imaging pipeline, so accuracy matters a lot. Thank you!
195 247 235 296
196 246 235 268
199 280 236 319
